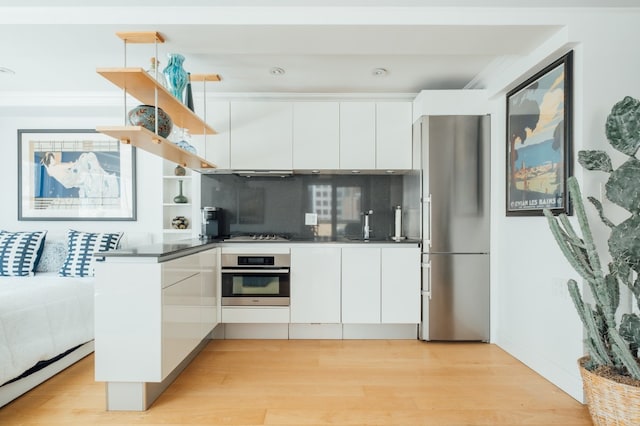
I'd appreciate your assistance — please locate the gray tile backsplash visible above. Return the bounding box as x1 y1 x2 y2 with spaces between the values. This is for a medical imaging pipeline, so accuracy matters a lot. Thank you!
201 172 420 240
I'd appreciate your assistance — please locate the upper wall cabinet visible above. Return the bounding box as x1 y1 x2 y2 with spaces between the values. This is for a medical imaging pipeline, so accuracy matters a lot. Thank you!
198 101 231 170
339 101 413 171
230 101 293 170
339 102 377 170
225 100 413 171
293 102 340 170
376 102 413 170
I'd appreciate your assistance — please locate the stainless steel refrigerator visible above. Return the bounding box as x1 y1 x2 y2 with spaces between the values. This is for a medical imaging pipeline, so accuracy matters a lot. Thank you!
416 115 490 341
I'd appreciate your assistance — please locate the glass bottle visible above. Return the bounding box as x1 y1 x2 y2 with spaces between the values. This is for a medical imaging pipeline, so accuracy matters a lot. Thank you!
184 72 194 112
145 57 167 88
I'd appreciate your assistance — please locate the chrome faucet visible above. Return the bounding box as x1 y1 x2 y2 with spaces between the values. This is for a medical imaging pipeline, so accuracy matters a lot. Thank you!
363 210 373 239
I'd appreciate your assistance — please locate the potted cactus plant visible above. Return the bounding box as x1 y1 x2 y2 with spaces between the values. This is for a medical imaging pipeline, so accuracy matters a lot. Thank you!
544 96 640 425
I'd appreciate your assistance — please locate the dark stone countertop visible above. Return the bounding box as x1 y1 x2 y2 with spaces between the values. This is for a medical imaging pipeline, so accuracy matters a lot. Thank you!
101 238 222 262
101 236 421 262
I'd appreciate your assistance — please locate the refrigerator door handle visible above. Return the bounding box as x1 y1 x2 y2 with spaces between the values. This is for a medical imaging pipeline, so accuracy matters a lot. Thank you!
421 260 432 299
426 194 432 248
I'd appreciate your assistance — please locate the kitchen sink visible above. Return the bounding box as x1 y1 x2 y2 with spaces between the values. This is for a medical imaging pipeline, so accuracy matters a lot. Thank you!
342 236 389 242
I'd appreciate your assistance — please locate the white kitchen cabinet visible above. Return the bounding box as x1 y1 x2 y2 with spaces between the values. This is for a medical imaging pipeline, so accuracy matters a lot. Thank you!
381 247 421 323
341 247 381 323
95 247 219 410
293 102 340 169
341 246 420 325
230 101 293 170
376 102 413 170
290 246 341 323
198 101 231 169
339 102 376 170
201 248 220 335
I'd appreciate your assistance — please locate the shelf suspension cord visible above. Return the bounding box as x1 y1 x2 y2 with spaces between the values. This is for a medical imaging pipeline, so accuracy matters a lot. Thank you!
154 38 159 136
122 38 128 125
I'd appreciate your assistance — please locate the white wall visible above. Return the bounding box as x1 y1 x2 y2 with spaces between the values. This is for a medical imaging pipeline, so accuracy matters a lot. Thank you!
489 10 640 402
0 107 163 244
1 5 639 406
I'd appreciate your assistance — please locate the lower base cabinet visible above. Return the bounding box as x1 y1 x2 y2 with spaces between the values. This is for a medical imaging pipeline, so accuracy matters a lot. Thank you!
290 247 341 323
381 247 421 323
341 246 420 324
342 247 381 323
95 247 219 410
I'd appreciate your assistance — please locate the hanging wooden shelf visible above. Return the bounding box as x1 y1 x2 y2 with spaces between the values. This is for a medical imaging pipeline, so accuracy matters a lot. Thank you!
97 125 216 170
96 31 221 173
97 68 216 135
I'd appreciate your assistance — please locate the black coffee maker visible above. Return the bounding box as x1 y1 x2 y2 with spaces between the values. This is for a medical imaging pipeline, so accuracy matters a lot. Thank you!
200 207 223 240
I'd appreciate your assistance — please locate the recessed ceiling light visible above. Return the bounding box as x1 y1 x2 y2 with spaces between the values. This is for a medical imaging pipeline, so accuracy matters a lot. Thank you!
372 68 388 77
0 67 15 75
269 67 286 76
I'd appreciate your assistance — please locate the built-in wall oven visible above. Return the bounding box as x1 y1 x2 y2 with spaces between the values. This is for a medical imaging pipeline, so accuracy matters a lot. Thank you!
221 253 290 306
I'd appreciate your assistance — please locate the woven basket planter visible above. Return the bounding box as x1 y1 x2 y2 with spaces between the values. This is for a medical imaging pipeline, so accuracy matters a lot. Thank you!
579 356 640 425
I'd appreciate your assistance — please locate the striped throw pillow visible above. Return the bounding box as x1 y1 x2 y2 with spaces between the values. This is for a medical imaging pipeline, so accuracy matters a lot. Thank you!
0 230 47 277
59 230 123 277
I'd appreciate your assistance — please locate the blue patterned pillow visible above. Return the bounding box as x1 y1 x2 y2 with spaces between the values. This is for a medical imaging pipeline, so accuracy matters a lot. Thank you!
59 230 123 277
0 230 47 277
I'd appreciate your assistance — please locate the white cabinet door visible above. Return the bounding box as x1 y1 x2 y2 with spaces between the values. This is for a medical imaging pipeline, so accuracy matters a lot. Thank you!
162 273 202 378
341 247 381 323
290 247 341 323
339 102 376 170
293 102 339 169
381 247 421 323
200 248 219 337
230 101 293 170
376 102 413 170
200 101 231 169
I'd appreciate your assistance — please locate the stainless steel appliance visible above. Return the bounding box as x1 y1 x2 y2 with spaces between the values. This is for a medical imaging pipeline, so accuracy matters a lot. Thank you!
201 206 223 240
417 115 490 341
221 253 290 306
224 234 290 242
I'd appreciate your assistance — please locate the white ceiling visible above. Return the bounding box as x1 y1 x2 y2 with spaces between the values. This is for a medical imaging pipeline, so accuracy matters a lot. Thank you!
0 2 634 96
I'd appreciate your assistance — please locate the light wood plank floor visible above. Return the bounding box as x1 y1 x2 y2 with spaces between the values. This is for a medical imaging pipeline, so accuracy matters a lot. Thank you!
0 340 591 425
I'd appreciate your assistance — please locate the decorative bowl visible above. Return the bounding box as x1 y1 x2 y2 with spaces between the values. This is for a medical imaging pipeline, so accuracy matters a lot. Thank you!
171 216 189 229
127 104 173 138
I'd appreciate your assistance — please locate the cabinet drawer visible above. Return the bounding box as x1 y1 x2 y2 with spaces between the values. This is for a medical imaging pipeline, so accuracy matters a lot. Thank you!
222 307 290 323
162 255 200 288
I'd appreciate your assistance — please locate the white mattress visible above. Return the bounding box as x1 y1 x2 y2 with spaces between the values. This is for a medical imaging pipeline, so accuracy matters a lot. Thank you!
0 273 94 385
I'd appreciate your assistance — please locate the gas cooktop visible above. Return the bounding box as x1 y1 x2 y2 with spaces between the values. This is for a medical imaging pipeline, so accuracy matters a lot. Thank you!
224 234 290 242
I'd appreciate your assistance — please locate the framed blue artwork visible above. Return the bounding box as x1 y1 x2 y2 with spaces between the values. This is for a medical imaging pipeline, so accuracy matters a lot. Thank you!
18 129 136 221
506 51 573 217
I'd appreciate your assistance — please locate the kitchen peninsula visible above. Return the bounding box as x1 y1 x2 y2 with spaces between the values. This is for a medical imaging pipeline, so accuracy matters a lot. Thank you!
94 237 420 411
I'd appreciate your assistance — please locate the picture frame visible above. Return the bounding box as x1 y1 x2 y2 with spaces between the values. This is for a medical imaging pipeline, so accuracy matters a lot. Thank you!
506 51 573 216
18 129 136 221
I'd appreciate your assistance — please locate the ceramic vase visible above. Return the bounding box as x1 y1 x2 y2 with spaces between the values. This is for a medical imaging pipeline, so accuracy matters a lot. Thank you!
173 179 188 204
127 105 173 138
162 53 188 100
174 164 186 176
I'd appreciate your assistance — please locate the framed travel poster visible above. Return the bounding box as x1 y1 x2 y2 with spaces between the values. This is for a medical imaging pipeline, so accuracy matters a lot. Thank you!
506 51 573 216
18 129 136 221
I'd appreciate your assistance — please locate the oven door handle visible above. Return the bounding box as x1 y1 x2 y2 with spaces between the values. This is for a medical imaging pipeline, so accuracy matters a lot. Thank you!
221 268 290 274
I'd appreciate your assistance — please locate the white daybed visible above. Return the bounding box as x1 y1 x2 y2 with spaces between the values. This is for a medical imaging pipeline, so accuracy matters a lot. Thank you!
0 273 94 407
0 229 137 408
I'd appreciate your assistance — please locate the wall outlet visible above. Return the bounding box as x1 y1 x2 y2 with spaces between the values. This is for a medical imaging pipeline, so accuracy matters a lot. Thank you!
305 213 318 226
